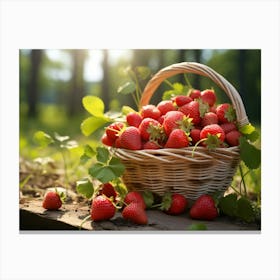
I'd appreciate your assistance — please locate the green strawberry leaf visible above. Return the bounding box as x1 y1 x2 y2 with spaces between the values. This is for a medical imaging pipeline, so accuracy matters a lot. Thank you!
225 106 236 122
135 66 151 80
89 163 117 183
160 192 172 211
82 96 105 117
80 144 96 164
239 137 261 169
122 105 136 115
80 116 110 136
236 197 255 223
117 80 136 95
142 190 154 209
108 157 126 177
188 223 208 230
76 178 94 199
218 193 238 217
172 82 184 92
239 123 259 142
33 131 54 147
96 146 110 163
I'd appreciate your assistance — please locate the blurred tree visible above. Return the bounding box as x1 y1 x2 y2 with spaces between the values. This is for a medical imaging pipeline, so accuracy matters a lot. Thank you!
193 49 201 89
27 49 42 118
101 50 110 111
68 50 87 116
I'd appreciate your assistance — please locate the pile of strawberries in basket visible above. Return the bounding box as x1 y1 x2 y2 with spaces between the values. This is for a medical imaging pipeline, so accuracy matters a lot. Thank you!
101 88 242 150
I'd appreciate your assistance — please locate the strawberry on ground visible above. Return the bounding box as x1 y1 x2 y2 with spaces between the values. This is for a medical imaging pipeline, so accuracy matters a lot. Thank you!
200 89 216 107
124 191 146 209
226 130 242 146
126 112 143 128
189 194 218 220
161 193 188 215
140 104 161 120
119 126 142 150
42 191 63 210
91 195 116 221
164 129 189 148
122 202 148 225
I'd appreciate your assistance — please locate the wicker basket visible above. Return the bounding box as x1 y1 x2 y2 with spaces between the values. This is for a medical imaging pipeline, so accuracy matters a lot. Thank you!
113 62 249 201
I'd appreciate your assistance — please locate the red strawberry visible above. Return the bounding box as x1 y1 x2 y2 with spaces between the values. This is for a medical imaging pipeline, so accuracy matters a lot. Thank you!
157 115 165 125
216 103 236 123
189 89 201 100
162 111 185 136
42 191 62 210
200 89 216 106
200 124 225 142
100 183 117 201
201 112 218 127
157 100 176 115
173 95 192 107
163 193 188 215
190 128 201 145
220 122 237 134
124 191 146 209
189 194 218 220
91 195 116 221
179 100 201 125
226 130 242 146
122 202 148 225
101 133 115 147
140 104 161 120
138 118 162 141
209 105 217 113
105 122 124 141
164 129 189 148
143 140 161 150
126 112 143 128
119 127 142 150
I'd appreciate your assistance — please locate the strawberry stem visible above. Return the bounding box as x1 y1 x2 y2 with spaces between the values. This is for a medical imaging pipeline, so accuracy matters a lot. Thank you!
191 138 207 157
79 214 91 230
183 73 193 89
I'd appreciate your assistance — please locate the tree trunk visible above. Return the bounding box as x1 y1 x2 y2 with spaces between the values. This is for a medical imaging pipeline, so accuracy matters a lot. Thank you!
193 49 201 89
27 49 42 118
101 50 110 111
68 50 87 116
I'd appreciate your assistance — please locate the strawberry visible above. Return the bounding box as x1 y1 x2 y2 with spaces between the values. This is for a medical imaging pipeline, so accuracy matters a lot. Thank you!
91 195 116 221
157 100 176 115
226 130 242 146
220 122 237 134
161 193 188 215
105 122 124 141
157 115 165 124
124 191 146 209
201 112 218 127
126 112 143 128
162 111 185 136
179 100 201 125
122 202 148 225
140 104 161 120
100 183 117 201
173 95 192 107
164 129 189 148
143 140 161 150
138 118 163 141
200 89 216 106
209 105 217 114
190 128 201 145
200 124 225 142
216 103 236 123
119 126 142 150
42 191 63 210
189 194 218 220
101 133 115 147
189 89 201 100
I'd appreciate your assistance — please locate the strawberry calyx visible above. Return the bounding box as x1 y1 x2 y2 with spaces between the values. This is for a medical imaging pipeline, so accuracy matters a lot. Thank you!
198 98 210 117
54 187 66 203
224 105 237 122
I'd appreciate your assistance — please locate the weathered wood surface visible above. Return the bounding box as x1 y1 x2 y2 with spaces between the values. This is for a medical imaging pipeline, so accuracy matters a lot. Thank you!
20 199 260 231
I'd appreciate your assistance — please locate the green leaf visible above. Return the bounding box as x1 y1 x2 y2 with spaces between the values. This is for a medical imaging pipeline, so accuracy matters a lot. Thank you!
108 157 125 177
122 105 136 115
162 90 178 101
33 131 54 147
135 66 151 80
142 190 154 209
96 146 110 163
188 223 208 230
239 123 255 135
117 81 136 95
80 116 109 136
236 197 255 223
172 82 184 92
160 192 172 211
76 178 94 199
239 137 261 169
80 145 96 163
89 164 117 183
245 130 259 142
82 96 105 117
218 193 238 217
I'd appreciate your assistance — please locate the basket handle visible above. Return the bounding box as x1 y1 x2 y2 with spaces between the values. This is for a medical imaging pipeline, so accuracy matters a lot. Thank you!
140 62 249 127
